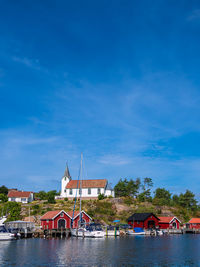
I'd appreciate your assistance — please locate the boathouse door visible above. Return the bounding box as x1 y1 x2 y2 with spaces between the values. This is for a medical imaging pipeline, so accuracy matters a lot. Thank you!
58 219 66 229
148 220 155 229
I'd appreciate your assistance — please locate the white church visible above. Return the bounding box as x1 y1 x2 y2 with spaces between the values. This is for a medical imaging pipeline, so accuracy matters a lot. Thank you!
59 165 115 199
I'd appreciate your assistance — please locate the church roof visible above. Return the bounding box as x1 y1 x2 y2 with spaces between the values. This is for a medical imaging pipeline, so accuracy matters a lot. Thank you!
66 179 107 189
63 164 71 178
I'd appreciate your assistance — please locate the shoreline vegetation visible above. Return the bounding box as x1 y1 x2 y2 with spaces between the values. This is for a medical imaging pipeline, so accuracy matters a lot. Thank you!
0 177 199 226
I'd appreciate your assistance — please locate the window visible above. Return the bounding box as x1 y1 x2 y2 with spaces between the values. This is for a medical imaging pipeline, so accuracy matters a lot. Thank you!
64 189 66 193
79 189 82 195
11 198 16 201
60 212 64 217
21 198 27 202
88 188 91 195
64 177 66 181
97 188 101 194
47 220 49 223
69 189 73 195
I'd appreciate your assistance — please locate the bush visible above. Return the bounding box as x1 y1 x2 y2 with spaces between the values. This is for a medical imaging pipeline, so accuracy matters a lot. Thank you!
0 193 8 203
47 195 56 204
108 195 113 199
64 197 68 202
98 193 106 200
124 196 134 206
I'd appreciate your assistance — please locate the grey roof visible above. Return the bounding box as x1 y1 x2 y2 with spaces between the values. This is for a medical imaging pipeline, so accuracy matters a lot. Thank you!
127 213 160 222
63 164 71 179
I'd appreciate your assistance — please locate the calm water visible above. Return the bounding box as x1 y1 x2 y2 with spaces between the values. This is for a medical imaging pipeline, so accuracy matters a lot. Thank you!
0 235 200 266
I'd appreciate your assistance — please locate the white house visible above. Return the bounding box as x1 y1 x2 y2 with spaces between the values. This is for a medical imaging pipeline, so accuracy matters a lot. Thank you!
8 190 34 203
59 165 115 199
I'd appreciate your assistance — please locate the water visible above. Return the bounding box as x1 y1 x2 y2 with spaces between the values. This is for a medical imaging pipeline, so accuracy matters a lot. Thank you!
0 235 200 266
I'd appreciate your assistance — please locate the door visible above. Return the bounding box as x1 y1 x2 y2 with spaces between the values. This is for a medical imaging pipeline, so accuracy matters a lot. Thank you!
58 219 66 229
148 220 155 229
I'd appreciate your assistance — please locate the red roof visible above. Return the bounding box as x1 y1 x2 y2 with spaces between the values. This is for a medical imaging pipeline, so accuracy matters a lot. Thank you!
41 210 63 220
189 218 200 224
8 190 32 198
159 216 181 224
67 211 80 218
159 217 174 223
66 179 107 189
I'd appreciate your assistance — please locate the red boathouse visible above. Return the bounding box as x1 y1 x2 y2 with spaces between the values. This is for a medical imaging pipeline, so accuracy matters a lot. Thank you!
41 210 92 230
188 218 200 229
158 216 181 229
127 213 160 229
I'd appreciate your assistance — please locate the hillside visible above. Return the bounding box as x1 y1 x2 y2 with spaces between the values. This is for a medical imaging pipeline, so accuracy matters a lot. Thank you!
2 197 199 226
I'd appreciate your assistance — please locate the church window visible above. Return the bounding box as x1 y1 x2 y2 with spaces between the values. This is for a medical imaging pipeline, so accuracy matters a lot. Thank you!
79 189 82 195
88 188 91 195
64 177 66 181
64 189 66 193
97 188 101 194
69 189 73 195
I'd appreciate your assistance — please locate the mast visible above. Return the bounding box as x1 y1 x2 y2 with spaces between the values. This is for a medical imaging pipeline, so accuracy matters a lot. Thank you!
79 153 83 226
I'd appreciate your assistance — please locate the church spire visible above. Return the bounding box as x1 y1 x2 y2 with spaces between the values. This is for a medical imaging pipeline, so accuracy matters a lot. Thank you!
64 163 71 179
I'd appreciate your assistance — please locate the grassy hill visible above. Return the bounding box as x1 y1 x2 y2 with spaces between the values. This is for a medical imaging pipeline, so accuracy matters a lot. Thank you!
1 196 199 226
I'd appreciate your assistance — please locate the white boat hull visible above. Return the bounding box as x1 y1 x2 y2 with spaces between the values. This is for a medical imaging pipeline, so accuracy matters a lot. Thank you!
71 228 104 238
127 230 145 235
0 233 16 241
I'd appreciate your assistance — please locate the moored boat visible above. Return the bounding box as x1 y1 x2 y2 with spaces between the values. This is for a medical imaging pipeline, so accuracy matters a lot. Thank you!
0 217 16 241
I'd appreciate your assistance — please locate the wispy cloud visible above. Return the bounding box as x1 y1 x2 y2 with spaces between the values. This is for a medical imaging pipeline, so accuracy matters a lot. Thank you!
187 9 200 21
12 56 48 72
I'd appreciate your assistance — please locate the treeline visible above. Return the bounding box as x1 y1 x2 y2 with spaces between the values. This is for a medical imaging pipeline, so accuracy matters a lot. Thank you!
114 178 198 211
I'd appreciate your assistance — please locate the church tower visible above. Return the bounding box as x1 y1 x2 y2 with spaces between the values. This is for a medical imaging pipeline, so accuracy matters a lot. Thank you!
61 164 71 197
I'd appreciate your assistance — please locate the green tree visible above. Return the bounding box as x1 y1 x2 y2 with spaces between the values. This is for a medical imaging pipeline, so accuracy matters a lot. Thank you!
0 186 8 195
179 190 197 211
114 178 141 197
114 179 129 197
35 191 47 200
172 194 179 205
5 202 21 221
0 193 8 203
47 194 56 204
153 188 171 206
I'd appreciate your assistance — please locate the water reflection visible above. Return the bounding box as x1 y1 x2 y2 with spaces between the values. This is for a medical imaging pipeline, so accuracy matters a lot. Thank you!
0 235 200 266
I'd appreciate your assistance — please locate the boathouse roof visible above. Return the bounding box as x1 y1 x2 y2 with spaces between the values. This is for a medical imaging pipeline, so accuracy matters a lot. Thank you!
189 218 200 224
128 213 160 222
66 179 107 189
159 216 181 223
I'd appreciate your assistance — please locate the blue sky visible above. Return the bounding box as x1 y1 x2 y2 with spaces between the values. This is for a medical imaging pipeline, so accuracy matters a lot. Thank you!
1 1 200 195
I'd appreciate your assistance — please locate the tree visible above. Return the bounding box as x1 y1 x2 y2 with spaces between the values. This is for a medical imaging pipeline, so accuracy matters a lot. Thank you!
138 178 153 202
114 178 141 197
153 188 171 206
5 202 21 221
47 194 56 204
179 190 197 211
0 186 8 195
0 193 8 203
172 194 179 205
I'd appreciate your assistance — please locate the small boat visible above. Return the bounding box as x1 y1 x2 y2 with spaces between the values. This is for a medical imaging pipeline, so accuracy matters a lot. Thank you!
71 224 105 238
0 217 16 241
127 227 146 235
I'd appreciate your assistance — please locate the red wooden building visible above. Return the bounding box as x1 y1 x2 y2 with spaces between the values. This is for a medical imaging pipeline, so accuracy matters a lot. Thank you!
127 213 160 229
188 218 200 229
158 216 181 229
40 210 92 230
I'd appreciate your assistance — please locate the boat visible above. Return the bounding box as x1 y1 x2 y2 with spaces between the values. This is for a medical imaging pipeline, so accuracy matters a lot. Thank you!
127 227 146 235
70 154 105 238
71 223 105 238
0 216 16 241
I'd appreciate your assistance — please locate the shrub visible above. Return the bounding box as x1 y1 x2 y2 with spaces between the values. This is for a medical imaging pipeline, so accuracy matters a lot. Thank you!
98 193 106 200
64 197 68 202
